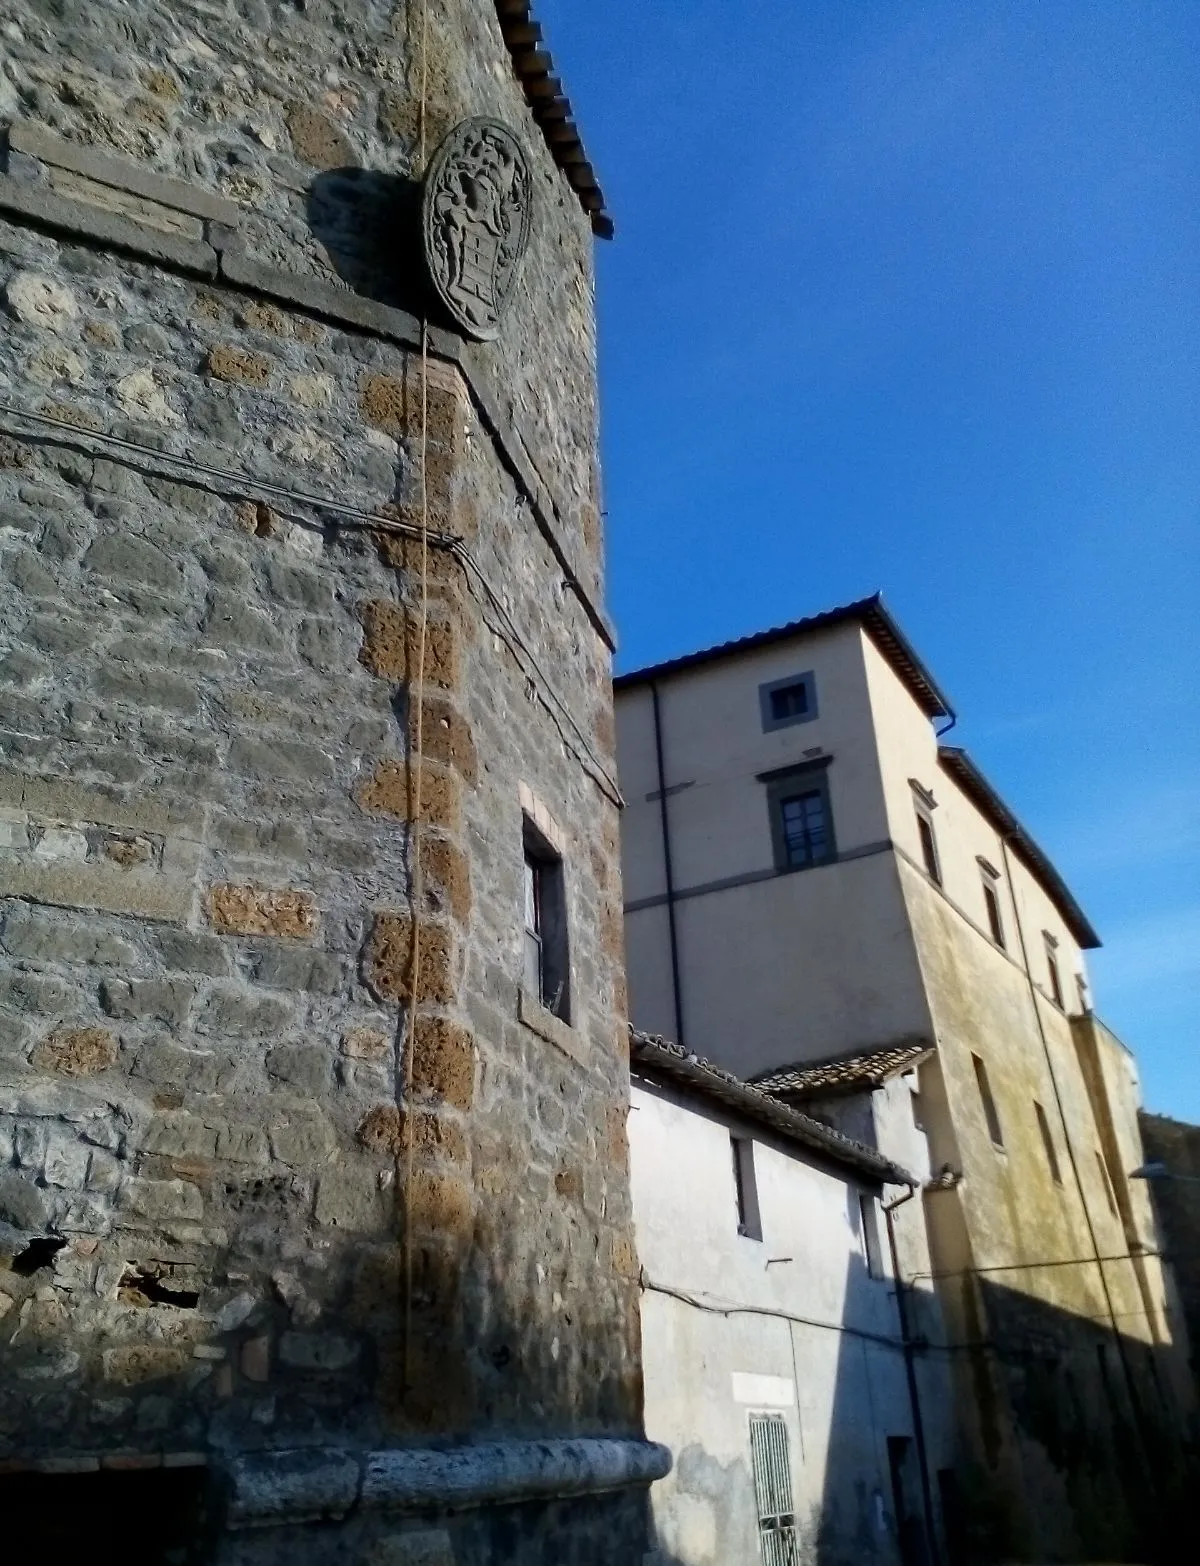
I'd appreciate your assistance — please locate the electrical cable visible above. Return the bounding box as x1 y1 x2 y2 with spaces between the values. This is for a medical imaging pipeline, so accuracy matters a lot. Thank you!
0 402 622 805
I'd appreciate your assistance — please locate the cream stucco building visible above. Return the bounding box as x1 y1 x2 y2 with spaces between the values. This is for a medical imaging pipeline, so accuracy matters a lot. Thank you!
615 596 1195 1564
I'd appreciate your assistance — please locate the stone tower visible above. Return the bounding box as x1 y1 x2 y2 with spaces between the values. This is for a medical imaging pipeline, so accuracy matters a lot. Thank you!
0 3 662 1560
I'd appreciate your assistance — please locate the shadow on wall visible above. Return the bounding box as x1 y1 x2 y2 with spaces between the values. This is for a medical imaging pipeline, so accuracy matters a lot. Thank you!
307 168 437 324
937 1274 1198 1566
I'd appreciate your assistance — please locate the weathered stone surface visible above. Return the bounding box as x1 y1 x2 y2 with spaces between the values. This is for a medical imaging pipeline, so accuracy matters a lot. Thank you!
4 270 78 330
207 885 318 939
0 6 641 1550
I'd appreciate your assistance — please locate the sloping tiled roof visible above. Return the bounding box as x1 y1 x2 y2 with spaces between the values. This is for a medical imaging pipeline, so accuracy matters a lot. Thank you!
612 593 954 721
752 1041 934 1101
496 2 613 239
629 1029 915 1186
938 747 1101 950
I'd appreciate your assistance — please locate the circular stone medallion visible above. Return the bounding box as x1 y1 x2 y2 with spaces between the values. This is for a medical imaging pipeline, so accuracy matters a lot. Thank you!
421 118 533 342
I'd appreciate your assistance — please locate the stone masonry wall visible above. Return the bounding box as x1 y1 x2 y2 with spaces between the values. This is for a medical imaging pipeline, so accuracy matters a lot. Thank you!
0 2 643 1552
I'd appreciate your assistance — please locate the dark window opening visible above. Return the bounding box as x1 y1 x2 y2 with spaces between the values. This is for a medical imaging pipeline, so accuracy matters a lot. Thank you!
1045 937 1064 1008
1034 1102 1063 1185
916 809 941 885
523 820 570 1021
759 671 818 731
983 878 1005 947
973 1054 1004 1147
770 682 809 723
732 1134 762 1241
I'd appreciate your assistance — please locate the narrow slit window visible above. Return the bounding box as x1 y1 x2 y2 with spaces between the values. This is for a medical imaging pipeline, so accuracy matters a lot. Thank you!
859 1193 885 1279
732 1135 762 1241
1034 1102 1063 1184
523 820 570 1021
916 808 941 885
1096 1149 1118 1216
973 1054 1004 1147
1045 935 1064 1008
983 877 1005 948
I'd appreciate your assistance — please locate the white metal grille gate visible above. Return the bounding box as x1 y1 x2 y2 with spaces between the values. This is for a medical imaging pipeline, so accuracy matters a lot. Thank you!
749 1412 799 1566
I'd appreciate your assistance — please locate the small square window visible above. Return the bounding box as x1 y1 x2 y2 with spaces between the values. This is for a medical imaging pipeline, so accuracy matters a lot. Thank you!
732 1135 762 1240
763 762 836 873
523 820 570 1021
759 671 818 732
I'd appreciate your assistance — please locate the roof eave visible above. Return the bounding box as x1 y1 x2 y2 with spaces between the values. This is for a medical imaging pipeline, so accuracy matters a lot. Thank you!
630 1033 915 1187
938 747 1101 950
614 593 954 723
495 2 613 238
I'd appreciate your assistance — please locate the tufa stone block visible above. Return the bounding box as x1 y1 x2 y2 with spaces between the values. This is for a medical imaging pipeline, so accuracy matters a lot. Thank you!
207 885 318 939
420 833 472 926
285 102 356 171
410 697 477 783
205 344 272 387
32 1027 119 1077
362 915 456 1008
355 759 462 833
358 599 460 689
412 1017 475 1111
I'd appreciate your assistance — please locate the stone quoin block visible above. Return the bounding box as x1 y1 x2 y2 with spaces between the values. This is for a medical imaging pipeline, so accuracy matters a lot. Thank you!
356 759 463 833
362 914 456 1007
358 599 461 689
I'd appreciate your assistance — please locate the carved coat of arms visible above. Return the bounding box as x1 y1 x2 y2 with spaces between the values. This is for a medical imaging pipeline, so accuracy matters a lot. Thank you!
421 118 533 341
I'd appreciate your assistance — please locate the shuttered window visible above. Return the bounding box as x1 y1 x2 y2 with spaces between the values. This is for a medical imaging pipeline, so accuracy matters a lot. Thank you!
749 1412 799 1566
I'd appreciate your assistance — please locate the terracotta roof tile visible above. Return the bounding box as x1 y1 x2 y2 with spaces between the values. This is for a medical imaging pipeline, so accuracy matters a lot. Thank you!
629 1029 915 1186
752 1041 934 1100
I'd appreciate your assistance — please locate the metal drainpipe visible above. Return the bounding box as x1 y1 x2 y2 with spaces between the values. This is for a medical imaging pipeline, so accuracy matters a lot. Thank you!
650 680 686 1050
883 1183 942 1566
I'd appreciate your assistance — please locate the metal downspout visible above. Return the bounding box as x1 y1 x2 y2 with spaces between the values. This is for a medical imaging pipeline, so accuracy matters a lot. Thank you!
650 680 686 1049
884 1184 942 1566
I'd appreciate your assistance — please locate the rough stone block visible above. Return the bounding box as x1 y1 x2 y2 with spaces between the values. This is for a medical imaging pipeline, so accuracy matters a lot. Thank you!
358 599 460 689
120 1178 204 1224
100 978 192 1026
153 930 232 977
420 833 472 926
32 1027 119 1077
363 915 456 1007
277 1331 360 1371
266 1044 330 1095
342 1027 392 1062
199 988 294 1038
357 759 461 832
205 344 272 387
284 102 356 170
3 906 136 968
410 697 478 782
101 1344 190 1385
253 946 344 994
206 885 318 939
314 1168 383 1230
408 1171 472 1245
412 1017 475 1111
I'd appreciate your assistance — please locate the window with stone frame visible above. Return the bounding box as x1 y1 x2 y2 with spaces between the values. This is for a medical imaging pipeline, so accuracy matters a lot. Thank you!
523 817 570 1021
762 759 836 873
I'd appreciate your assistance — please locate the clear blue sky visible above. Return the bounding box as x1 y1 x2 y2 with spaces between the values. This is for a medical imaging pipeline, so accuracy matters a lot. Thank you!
541 0 1200 1120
